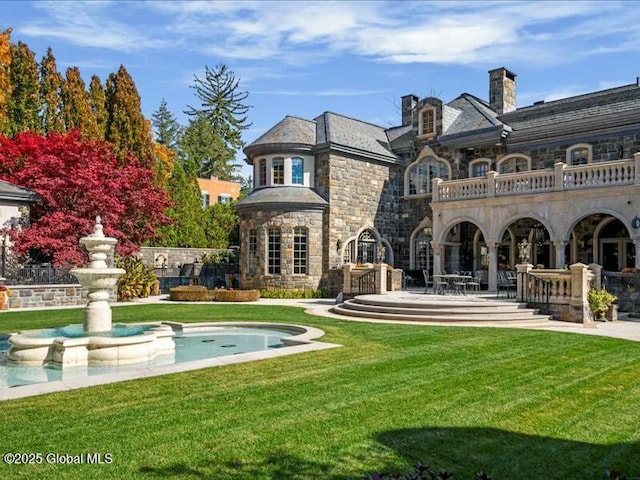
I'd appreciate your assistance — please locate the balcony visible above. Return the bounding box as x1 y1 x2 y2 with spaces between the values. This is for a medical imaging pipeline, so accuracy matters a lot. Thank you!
432 156 639 203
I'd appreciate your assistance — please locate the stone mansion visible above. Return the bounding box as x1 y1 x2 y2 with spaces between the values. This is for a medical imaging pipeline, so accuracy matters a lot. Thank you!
236 67 640 293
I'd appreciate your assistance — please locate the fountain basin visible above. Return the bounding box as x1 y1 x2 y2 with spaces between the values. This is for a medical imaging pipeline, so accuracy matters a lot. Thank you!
8 324 175 367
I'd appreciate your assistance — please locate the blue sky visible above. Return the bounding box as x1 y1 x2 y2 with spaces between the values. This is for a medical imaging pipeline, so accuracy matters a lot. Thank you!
4 0 640 179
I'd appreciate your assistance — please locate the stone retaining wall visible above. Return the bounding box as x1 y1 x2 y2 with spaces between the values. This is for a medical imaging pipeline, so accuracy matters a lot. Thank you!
6 284 88 309
138 247 234 268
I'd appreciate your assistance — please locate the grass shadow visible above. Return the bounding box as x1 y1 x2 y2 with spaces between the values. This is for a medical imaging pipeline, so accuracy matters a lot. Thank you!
374 426 639 479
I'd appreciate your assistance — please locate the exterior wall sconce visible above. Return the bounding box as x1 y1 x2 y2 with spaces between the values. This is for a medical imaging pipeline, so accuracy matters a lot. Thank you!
632 216 640 229
336 239 342 251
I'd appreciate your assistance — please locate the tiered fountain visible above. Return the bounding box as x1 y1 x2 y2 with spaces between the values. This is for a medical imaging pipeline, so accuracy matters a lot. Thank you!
8 217 174 367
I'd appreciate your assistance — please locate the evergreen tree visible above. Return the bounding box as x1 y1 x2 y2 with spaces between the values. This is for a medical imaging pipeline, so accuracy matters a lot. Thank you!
61 66 98 137
151 99 182 150
8 41 41 135
89 75 107 139
185 64 251 179
150 159 207 248
180 114 238 179
204 202 239 248
0 29 12 136
39 47 64 134
105 65 154 166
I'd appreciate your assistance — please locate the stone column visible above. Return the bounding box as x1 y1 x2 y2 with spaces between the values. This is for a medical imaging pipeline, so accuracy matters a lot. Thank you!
553 162 566 191
487 241 498 292
634 239 640 270
569 263 592 324
432 242 442 276
553 238 568 269
374 263 387 295
487 171 497 197
342 263 354 295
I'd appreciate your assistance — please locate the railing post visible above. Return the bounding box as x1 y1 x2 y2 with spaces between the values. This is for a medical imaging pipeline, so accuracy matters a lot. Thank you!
516 263 533 301
553 162 566 191
432 178 442 202
374 263 387 295
569 262 593 324
634 152 640 185
486 171 497 197
342 263 354 296
588 263 602 289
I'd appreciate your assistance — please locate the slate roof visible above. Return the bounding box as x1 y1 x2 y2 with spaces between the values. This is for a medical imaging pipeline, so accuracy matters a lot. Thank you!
244 116 316 158
442 93 503 136
0 179 39 203
236 186 328 211
315 112 398 161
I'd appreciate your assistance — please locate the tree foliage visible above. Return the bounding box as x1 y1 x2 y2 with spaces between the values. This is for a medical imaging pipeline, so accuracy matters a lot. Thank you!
204 202 239 248
152 98 182 150
185 64 251 179
62 66 98 138
39 47 64 134
0 130 171 266
105 65 154 167
8 41 41 135
0 28 12 135
89 75 107 139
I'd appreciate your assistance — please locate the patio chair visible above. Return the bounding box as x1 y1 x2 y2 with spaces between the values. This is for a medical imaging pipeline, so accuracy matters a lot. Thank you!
434 273 449 295
466 271 481 292
497 271 516 298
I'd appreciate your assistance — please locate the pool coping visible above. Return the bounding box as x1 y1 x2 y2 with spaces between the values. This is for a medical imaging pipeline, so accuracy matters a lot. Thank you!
0 322 341 402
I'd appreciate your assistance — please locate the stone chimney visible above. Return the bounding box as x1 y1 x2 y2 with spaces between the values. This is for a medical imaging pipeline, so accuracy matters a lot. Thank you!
489 67 517 114
401 94 419 126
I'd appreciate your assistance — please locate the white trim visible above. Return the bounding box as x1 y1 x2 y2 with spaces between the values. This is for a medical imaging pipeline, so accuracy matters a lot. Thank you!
496 153 531 173
566 143 592 165
468 158 493 177
417 106 436 137
404 156 451 196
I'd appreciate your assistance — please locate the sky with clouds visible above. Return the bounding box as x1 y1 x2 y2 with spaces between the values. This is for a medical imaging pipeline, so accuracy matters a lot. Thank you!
4 0 640 178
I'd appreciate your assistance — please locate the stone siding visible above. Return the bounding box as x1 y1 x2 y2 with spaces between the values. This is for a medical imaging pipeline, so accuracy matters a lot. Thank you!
138 247 232 268
6 284 88 309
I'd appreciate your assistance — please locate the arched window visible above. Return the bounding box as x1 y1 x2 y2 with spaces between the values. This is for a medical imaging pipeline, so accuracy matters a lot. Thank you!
497 154 530 174
257 159 267 187
293 227 307 274
357 230 377 264
419 107 436 136
566 144 591 165
291 157 304 185
413 227 432 270
272 157 284 185
408 157 449 195
469 159 492 177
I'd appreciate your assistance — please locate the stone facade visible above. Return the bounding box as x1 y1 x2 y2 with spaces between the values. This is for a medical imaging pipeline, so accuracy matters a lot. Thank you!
7 285 87 309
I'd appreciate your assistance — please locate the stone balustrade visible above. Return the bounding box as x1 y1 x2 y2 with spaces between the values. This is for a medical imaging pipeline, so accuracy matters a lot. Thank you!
433 155 639 203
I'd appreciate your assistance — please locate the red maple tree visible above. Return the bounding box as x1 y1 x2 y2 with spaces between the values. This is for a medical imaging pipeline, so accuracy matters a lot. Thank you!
0 130 171 266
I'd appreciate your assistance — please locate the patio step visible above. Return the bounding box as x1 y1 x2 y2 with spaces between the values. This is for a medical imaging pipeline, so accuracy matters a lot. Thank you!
331 293 552 323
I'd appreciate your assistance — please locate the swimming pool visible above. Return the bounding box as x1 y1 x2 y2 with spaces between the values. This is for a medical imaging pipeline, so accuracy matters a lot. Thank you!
0 322 339 400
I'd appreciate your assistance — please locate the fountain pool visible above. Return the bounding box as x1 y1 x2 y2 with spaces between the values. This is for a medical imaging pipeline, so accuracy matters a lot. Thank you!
1 322 337 400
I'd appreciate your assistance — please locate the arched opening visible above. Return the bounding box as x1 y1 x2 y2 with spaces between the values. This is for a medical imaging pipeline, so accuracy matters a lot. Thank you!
500 218 552 268
569 215 633 271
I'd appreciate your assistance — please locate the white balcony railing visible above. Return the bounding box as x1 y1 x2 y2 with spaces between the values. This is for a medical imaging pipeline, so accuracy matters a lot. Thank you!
432 156 640 203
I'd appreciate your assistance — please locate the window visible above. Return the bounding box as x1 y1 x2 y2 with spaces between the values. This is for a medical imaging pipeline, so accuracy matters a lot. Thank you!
291 157 303 185
413 229 431 270
267 228 281 274
272 158 284 185
357 230 376 264
419 108 436 136
566 144 591 165
258 159 267 186
201 192 210 208
408 157 449 195
293 227 307 274
469 159 491 177
217 194 232 204
497 155 530 174
248 229 257 276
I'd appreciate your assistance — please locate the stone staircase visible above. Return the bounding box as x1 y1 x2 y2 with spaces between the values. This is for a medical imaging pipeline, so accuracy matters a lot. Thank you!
331 292 552 324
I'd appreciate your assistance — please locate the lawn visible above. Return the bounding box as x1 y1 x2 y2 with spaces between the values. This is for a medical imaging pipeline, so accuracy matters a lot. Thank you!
1 303 639 479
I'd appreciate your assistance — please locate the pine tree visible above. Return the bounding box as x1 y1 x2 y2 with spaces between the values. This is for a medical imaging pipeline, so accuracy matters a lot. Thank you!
89 75 107 139
0 28 12 136
151 99 182 150
180 114 238 179
61 66 98 137
105 65 154 166
184 64 251 179
8 41 41 135
39 47 64 134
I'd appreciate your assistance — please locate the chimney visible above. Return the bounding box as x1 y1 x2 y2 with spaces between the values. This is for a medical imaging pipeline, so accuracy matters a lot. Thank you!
401 94 419 126
489 67 517 114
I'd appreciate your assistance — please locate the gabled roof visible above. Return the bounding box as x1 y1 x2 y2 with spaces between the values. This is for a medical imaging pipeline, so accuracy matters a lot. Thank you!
0 179 39 203
315 112 399 162
443 93 503 136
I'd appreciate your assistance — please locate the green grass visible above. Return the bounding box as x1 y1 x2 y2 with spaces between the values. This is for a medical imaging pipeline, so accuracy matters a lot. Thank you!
1 303 640 479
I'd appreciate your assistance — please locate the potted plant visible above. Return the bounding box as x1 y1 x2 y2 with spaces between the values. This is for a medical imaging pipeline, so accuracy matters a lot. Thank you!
0 284 11 310
587 288 617 322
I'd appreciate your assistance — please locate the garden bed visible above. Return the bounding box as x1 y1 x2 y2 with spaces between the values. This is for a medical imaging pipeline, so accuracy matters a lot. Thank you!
169 286 259 302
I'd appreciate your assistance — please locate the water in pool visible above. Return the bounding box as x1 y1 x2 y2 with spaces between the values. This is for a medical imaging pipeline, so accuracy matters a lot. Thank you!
0 326 292 389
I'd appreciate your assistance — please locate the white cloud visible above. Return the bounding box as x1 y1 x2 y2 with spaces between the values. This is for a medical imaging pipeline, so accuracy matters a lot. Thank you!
253 88 385 97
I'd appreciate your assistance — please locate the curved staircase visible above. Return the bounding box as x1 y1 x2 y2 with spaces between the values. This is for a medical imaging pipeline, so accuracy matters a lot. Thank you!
332 292 552 324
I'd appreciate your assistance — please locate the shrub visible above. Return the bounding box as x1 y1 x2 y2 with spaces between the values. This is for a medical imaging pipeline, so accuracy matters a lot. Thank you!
212 289 259 302
116 255 157 301
587 288 617 317
169 286 259 302
259 288 329 299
